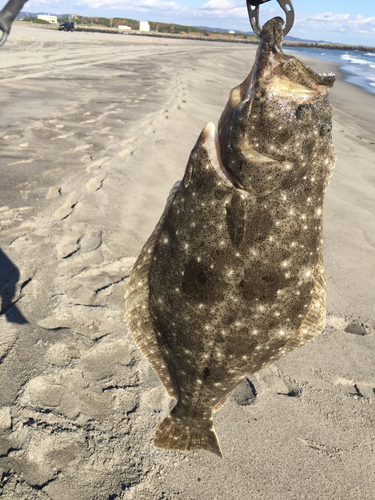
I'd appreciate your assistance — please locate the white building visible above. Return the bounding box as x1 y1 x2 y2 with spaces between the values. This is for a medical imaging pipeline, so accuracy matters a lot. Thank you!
119 25 132 32
228 30 235 34
139 21 150 32
37 15 58 23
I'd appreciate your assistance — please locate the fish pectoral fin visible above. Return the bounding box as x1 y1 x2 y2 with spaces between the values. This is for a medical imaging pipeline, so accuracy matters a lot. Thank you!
225 191 246 247
153 409 222 458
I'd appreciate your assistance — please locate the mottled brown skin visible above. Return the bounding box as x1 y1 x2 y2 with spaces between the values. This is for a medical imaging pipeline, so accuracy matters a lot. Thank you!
125 17 336 457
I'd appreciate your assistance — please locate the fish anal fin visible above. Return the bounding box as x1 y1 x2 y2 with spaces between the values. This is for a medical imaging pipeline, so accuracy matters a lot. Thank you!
125 182 181 399
213 390 233 413
153 410 222 458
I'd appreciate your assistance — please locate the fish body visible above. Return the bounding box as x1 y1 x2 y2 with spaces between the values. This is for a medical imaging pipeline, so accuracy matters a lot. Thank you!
125 17 336 457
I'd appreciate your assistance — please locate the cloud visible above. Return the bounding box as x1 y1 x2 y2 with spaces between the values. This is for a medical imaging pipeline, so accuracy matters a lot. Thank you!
74 0 187 12
296 12 375 34
27 0 187 13
198 0 248 19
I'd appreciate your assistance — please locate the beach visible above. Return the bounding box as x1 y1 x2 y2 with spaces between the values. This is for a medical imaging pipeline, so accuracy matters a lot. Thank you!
0 24 374 499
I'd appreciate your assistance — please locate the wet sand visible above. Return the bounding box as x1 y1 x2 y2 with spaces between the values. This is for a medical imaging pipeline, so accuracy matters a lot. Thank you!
0 24 374 500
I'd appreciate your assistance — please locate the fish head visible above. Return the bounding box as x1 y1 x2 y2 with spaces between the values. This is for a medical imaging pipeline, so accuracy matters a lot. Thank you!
218 17 336 196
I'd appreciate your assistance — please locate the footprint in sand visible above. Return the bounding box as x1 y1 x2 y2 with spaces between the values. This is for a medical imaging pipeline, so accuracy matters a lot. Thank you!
80 229 102 253
144 128 156 135
46 186 61 200
56 240 80 259
232 378 257 406
85 173 106 192
54 192 79 220
85 156 110 173
0 407 12 431
119 148 136 158
51 134 70 141
326 315 371 335
74 144 93 151
44 168 63 177
92 126 111 135
0 206 33 226
121 136 137 147
344 321 371 336
335 377 375 400
3 134 21 140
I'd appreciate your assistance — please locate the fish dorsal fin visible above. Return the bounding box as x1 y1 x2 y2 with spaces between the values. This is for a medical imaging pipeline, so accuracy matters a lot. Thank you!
125 182 181 399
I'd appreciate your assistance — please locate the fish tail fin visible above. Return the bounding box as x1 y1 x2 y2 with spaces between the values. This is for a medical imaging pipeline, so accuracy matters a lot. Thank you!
153 411 222 458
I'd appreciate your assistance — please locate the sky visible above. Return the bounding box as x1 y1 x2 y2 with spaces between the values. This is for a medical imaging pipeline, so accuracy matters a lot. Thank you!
25 0 375 46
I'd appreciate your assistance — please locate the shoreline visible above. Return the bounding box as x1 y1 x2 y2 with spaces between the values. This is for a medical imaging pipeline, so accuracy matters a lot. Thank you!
13 20 375 52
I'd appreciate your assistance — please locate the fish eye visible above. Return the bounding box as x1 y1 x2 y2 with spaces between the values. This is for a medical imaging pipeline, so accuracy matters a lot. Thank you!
320 122 333 135
296 104 309 118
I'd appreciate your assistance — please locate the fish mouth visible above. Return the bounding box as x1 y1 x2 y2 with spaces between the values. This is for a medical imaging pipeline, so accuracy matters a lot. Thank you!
201 122 244 189
201 122 271 193
216 16 335 192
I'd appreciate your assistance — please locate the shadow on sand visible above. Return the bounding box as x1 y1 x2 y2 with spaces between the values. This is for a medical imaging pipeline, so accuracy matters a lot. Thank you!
0 248 28 324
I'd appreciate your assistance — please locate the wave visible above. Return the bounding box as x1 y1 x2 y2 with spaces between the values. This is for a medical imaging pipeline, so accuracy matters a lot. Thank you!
341 53 375 68
365 53 375 57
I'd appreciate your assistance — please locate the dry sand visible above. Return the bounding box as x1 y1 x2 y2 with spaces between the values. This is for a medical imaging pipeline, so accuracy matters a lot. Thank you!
0 24 374 500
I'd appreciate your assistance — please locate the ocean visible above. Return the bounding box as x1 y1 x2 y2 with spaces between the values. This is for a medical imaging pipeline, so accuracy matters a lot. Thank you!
284 46 375 96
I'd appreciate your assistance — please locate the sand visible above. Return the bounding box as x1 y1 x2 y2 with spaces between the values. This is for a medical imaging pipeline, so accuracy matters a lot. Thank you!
0 24 374 500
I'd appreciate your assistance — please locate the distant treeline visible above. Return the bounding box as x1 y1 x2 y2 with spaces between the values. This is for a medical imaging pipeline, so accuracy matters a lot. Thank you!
23 16 50 24
66 15 217 34
20 13 258 40
56 15 254 38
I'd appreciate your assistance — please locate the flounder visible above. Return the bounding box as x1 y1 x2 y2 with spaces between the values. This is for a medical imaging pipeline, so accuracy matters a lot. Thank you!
125 17 336 457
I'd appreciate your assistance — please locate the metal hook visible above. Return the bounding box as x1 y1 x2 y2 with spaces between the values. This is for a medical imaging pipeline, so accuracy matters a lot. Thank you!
0 0 29 47
0 30 8 46
247 0 294 38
